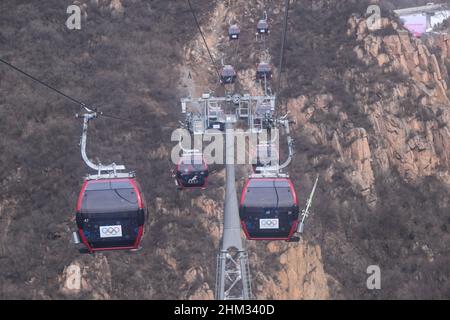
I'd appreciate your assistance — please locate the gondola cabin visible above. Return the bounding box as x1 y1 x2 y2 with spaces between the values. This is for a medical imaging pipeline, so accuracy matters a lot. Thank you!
175 154 208 189
240 178 299 240
220 65 237 84
257 19 269 34
256 62 272 80
229 24 240 40
76 178 145 253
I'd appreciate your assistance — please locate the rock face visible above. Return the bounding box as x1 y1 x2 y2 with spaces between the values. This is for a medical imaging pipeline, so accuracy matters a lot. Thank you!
181 267 215 300
285 13 450 211
353 17 449 105
343 128 375 199
254 241 331 300
192 194 223 246
349 15 450 185
279 3 450 298
109 0 124 17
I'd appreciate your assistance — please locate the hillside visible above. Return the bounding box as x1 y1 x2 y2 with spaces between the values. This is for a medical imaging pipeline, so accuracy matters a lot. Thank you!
1 0 450 299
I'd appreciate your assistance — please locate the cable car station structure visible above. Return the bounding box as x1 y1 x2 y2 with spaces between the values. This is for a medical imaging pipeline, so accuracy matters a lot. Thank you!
180 2 319 300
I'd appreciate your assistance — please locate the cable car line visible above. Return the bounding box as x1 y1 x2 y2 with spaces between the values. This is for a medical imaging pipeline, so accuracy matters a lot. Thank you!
0 57 93 113
0 57 153 130
186 0 221 82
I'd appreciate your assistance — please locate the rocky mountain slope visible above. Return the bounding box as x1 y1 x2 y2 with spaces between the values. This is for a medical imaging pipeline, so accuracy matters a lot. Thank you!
1 0 449 299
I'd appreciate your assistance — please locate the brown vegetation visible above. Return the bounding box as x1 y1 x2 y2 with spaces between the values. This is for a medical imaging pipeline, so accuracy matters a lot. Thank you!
1 0 450 300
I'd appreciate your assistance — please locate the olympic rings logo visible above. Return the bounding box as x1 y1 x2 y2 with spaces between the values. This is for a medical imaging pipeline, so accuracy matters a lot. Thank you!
100 226 121 236
259 219 279 229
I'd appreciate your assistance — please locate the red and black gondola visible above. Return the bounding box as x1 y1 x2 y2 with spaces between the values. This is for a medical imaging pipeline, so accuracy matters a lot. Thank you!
239 178 299 241
175 154 209 189
220 65 237 84
76 178 145 253
256 62 272 80
257 19 269 35
229 24 240 40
